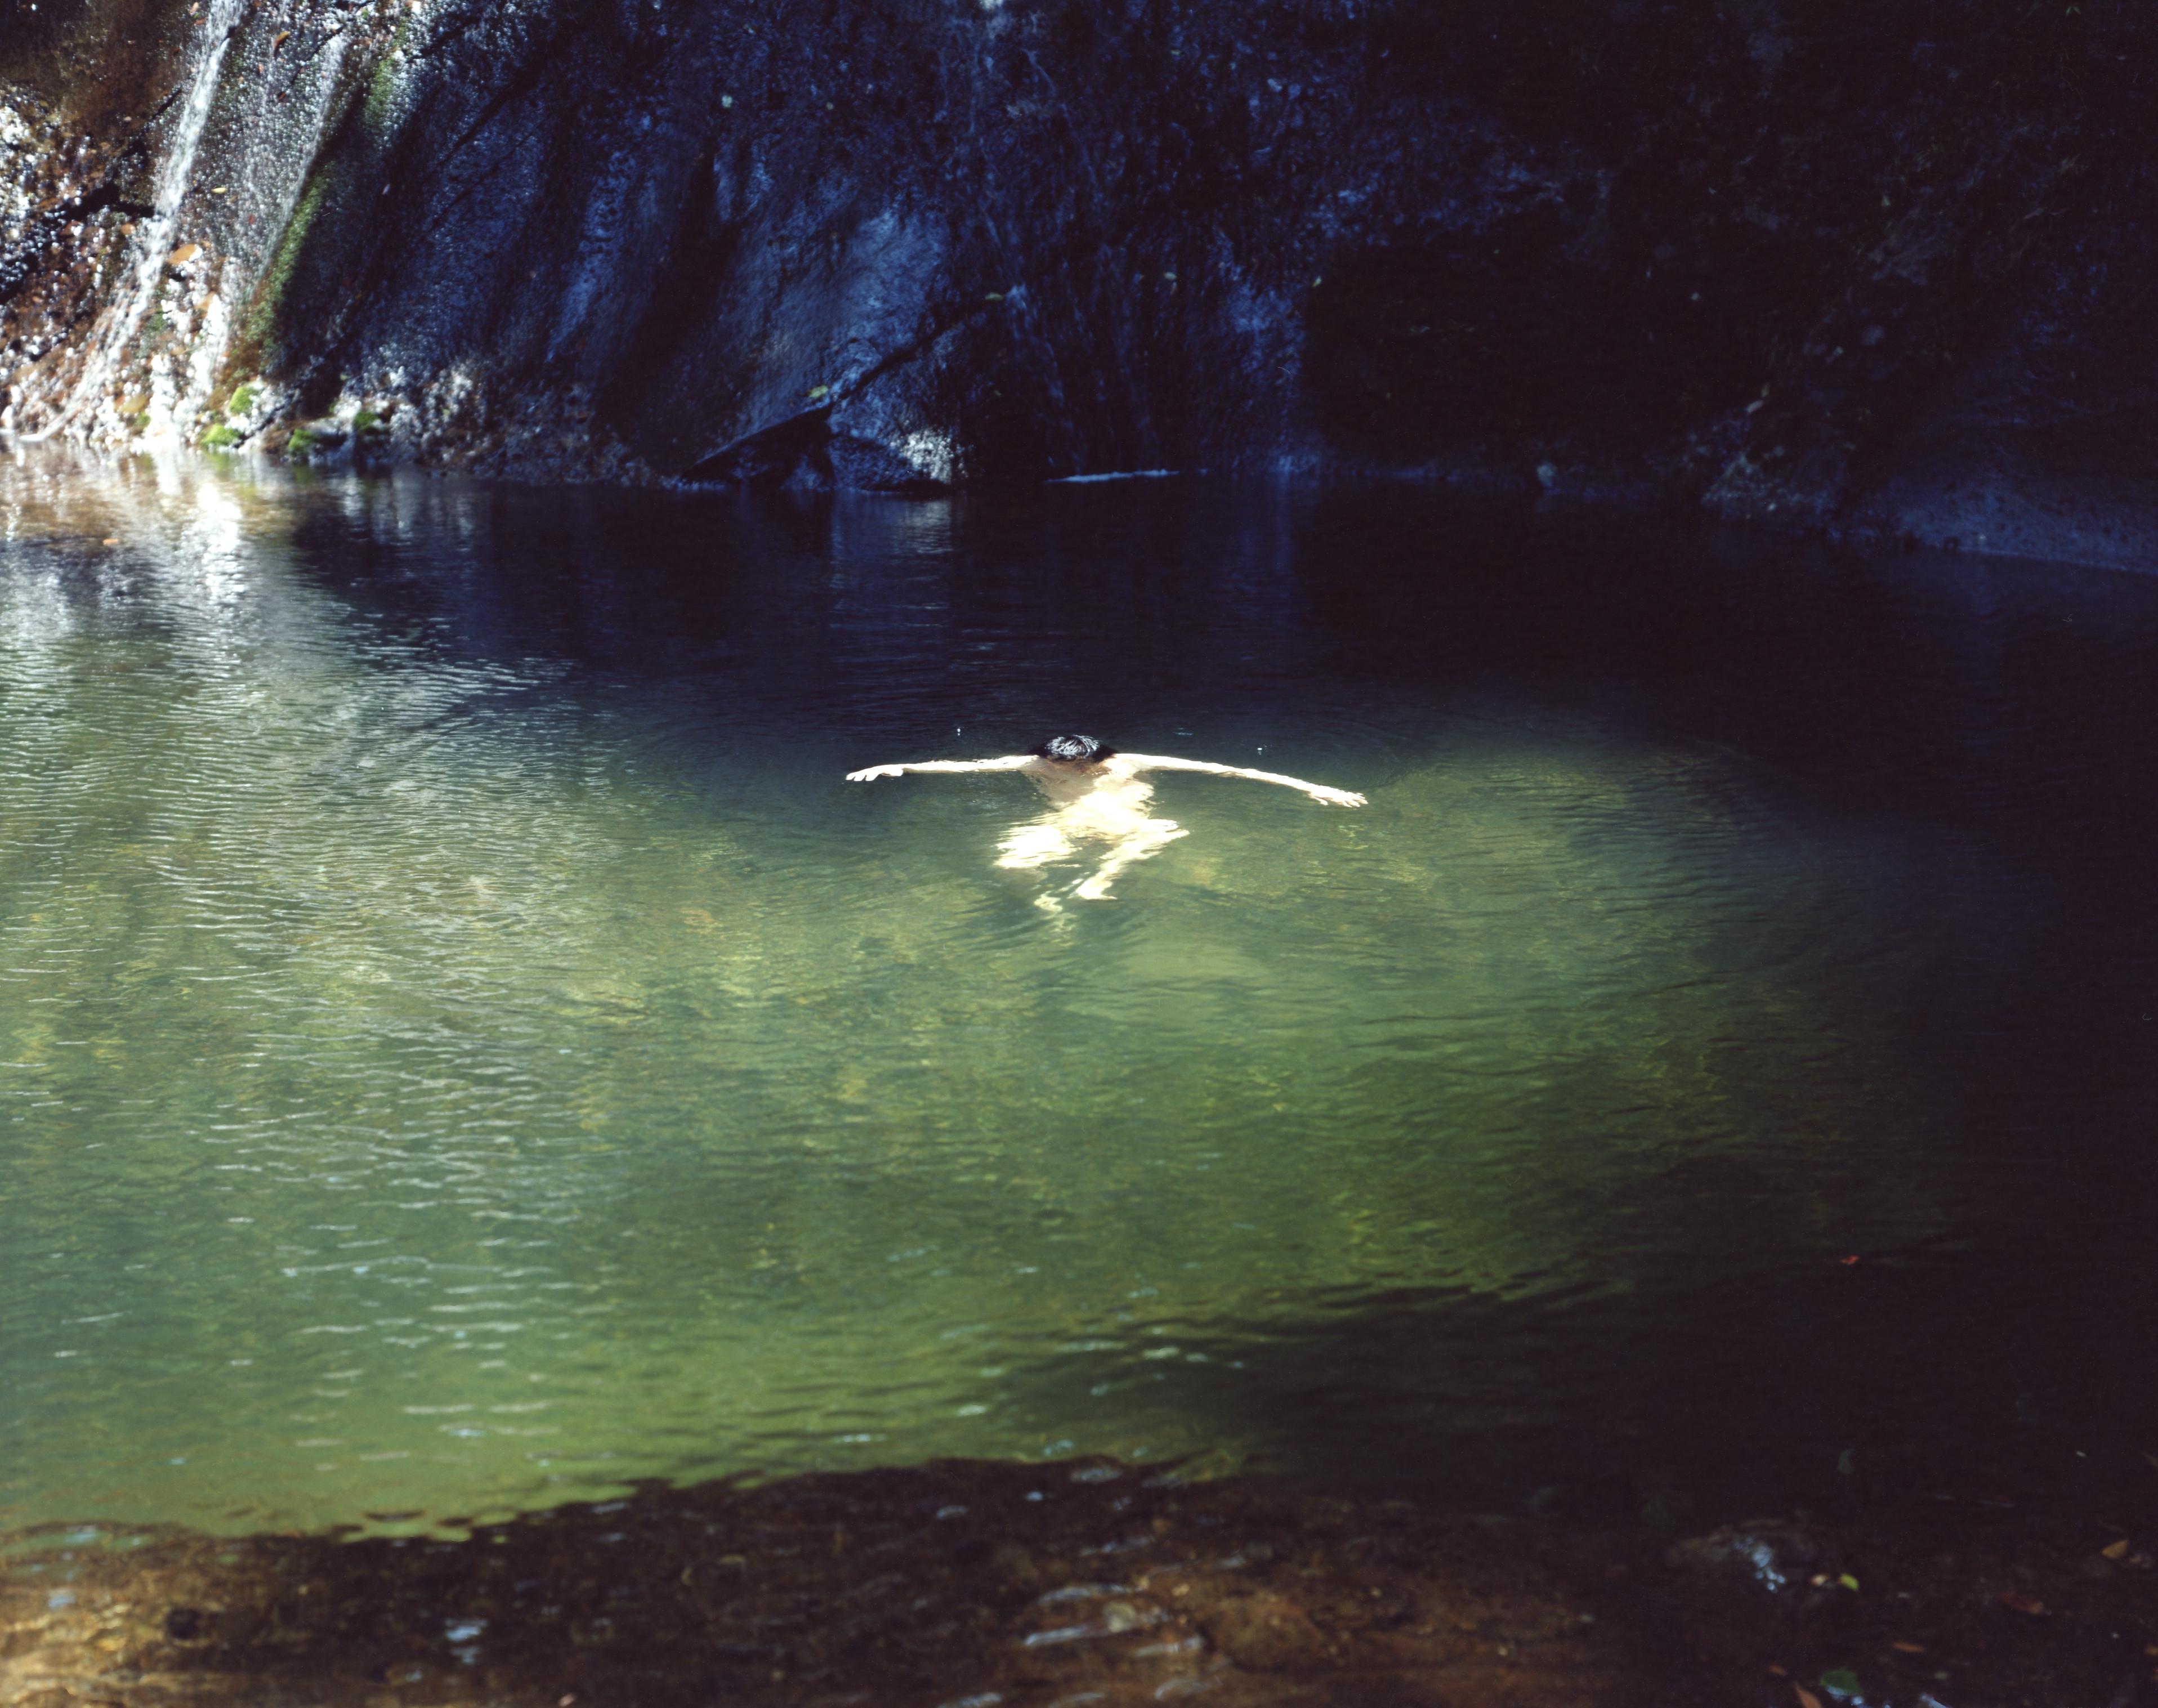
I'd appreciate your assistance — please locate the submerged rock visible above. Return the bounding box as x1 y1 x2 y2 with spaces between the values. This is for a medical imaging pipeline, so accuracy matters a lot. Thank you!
1666 1522 1858 1670
3 1 2157 567
6 1455 2155 1707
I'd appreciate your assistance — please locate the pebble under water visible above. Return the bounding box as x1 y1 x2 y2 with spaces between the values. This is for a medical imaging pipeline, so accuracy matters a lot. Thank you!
3 450 2156 1573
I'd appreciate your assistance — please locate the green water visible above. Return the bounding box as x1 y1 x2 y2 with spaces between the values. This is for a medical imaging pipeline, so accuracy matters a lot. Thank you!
5 451 2139 1542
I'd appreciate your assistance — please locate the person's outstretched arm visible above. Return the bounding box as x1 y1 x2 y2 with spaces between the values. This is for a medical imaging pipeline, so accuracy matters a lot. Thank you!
1120 753 1365 807
845 755 1035 781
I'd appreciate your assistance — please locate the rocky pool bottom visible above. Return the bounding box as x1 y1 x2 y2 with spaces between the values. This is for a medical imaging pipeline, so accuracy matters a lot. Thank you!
5 1433 2155 1708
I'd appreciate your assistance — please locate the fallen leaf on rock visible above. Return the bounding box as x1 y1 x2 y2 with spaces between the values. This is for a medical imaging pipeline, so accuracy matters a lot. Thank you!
2102 1540 2130 1560
1997 1591 2049 1616
1890 1640 1926 1653
167 243 200 267
1793 1688 1822 1708
100 536 119 546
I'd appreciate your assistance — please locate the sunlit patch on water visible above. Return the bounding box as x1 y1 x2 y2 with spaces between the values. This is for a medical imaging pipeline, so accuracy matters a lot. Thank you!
4 448 2156 1540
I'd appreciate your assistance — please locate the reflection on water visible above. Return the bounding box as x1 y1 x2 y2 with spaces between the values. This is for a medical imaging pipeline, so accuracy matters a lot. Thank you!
3 448 2155 1539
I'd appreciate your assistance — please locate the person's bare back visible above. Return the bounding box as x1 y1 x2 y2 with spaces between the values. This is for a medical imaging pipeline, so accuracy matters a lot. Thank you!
845 733 1365 903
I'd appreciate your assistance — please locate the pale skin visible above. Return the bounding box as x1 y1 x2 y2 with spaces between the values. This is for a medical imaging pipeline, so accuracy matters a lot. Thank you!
843 751 1366 901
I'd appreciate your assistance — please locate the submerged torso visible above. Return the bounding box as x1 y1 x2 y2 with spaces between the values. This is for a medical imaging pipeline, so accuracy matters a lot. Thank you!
1021 755 1159 820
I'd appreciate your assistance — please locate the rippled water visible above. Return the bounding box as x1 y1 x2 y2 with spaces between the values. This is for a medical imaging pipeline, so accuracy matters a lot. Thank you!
4 450 2156 1541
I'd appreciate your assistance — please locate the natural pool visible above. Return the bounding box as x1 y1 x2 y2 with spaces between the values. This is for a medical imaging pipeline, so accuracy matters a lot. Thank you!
4 450 2156 1548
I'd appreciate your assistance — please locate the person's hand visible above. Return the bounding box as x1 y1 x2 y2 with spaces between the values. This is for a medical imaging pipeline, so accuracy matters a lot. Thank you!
1307 785 1366 807
846 765 905 782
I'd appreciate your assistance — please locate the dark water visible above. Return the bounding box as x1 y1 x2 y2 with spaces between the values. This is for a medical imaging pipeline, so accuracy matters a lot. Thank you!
3 450 2155 1544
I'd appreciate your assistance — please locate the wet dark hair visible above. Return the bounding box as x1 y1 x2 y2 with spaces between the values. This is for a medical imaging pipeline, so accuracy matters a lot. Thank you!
1035 734 1117 763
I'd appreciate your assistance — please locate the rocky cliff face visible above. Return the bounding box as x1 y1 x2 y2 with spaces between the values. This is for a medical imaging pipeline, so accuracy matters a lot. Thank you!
3 0 2155 566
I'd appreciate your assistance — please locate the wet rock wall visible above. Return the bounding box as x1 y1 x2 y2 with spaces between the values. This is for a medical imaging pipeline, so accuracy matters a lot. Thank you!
2 0 2156 566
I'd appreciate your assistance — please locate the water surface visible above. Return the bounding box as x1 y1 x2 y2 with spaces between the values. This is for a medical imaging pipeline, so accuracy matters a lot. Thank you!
4 451 2155 1540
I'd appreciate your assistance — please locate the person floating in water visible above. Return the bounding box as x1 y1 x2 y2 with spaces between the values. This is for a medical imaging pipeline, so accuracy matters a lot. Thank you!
845 734 1366 902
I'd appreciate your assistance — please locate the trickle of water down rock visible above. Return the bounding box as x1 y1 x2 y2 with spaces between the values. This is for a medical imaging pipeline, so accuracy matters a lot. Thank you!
4 1 2158 566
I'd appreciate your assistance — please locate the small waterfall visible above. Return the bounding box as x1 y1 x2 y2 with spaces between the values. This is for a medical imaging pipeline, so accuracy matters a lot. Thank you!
21 0 246 445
